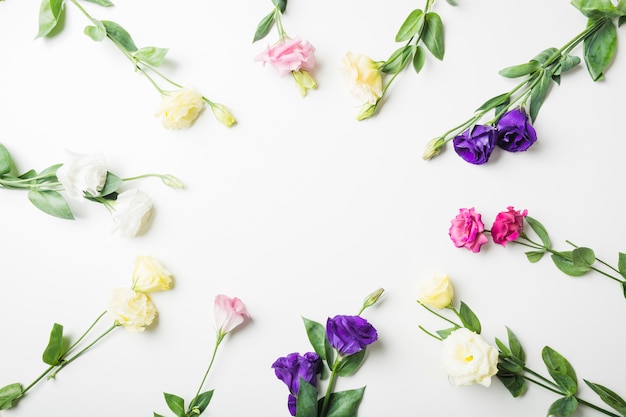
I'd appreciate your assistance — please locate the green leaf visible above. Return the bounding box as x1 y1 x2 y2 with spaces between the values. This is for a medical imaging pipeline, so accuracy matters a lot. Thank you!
134 47 169 67
475 93 510 112
532 47 559 65
620 16 626 26
436 326 458 339
36 0 65 38
572 0 619 18
0 144 13 175
528 69 553 122
253 11 275 43
28 189 74 220
272 0 287 14
302 317 327 361
571 247 595 270
323 387 366 417
551 251 589 277
38 163 62 180
495 337 511 357
412 45 426 73
499 61 541 78
497 374 527 397
163 393 185 417
82 0 114 6
525 216 551 248
584 18 617 81
506 327 526 364
188 390 214 415
547 396 578 417
336 349 366 377
553 55 581 76
395 9 424 42
584 379 626 415
421 12 445 60
153 413 165 417
295 379 318 417
102 20 138 52
618 253 626 279
381 45 414 74
459 301 481 334
542 346 578 395
0 383 23 410
42 323 65 365
498 360 522 373
97 172 122 197
84 19 106 42
445 0 459 5
525 250 546 263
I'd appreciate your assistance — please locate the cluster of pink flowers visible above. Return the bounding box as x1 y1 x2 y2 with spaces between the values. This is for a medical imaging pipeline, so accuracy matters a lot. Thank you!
449 206 528 252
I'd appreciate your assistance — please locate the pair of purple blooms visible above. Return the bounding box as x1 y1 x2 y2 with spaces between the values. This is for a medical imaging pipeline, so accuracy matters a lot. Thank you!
453 108 537 165
271 315 377 416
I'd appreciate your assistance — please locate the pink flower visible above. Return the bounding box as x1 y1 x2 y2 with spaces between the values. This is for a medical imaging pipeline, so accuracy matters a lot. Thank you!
214 294 250 337
255 37 316 76
449 207 489 253
491 206 528 246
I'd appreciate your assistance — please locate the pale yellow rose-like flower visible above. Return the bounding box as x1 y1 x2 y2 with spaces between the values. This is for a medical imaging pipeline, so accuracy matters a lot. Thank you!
341 52 383 105
441 328 499 387
417 273 454 309
107 288 157 332
131 255 173 293
155 87 205 129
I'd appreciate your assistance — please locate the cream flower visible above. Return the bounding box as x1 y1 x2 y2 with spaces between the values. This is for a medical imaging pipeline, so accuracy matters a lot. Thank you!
341 52 383 105
131 255 173 293
110 189 154 237
441 328 498 387
56 150 107 200
107 288 157 332
417 273 454 309
155 87 205 129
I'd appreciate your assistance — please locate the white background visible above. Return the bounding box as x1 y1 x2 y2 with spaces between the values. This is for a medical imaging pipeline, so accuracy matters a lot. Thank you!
1 1 625 416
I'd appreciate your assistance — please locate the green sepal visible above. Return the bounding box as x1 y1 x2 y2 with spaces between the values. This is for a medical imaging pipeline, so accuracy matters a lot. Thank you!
253 11 275 43
551 251 589 276
295 379 318 417
302 317 327 362
28 189 74 220
436 326 458 339
82 0 114 6
475 93 509 112
0 383 23 410
584 18 617 81
571 247 595 271
617 252 626 279
584 379 626 415
525 216 551 248
84 19 106 42
271 0 287 14
421 12 444 60
496 374 527 398
0 143 13 175
547 396 578 417
381 45 414 74
163 392 185 417
412 45 426 73
542 346 578 395
395 9 424 42
102 20 138 52
528 69 553 122
134 47 169 67
36 0 65 39
336 349 366 377
458 301 481 334
188 390 214 416
321 386 366 417
525 250 546 263
42 322 66 365
498 61 541 78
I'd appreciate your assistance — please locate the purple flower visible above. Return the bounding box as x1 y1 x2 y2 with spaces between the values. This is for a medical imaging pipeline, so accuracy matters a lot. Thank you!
326 315 378 356
272 352 322 416
496 108 537 152
452 125 497 165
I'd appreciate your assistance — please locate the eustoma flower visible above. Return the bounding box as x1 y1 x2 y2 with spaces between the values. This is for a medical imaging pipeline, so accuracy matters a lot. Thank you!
452 125 497 165
448 207 488 253
490 206 527 246
326 315 378 356
416 273 454 309
272 352 323 416
441 328 498 387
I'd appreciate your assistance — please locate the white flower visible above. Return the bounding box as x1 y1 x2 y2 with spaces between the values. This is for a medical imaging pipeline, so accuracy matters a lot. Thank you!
107 288 157 332
441 328 499 387
417 273 454 309
110 189 154 237
56 150 107 200
131 255 173 293
155 87 205 129
341 52 383 105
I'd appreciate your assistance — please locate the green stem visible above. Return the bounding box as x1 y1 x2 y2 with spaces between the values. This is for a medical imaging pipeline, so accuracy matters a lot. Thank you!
274 7 287 41
63 311 107 357
192 333 224 401
418 325 443 341
21 365 56 395
319 360 340 417
418 302 462 329
566 240 623 276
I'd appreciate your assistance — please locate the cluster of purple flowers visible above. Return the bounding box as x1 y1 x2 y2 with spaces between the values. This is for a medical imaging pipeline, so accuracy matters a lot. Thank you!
452 108 537 165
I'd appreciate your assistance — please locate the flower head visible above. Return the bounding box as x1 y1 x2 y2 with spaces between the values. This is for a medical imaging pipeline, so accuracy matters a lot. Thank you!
496 108 537 152
417 274 454 309
491 206 528 246
449 207 488 253
155 87 205 129
131 255 173 293
326 315 378 356
255 37 316 77
452 125 497 165
110 189 154 238
272 352 322 416
214 294 250 337
107 288 157 332
441 328 498 387
56 150 107 200
341 52 383 106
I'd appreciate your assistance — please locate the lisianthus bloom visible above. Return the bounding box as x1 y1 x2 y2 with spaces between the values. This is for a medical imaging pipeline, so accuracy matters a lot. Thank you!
107 288 157 332
441 328 498 387
496 108 537 152
326 315 378 356
155 87 205 129
491 206 528 246
449 207 488 253
272 352 322 416
56 150 107 199
452 125 497 165
341 52 383 106
131 255 173 293
255 37 316 76
110 189 154 237
214 294 250 337
417 274 454 309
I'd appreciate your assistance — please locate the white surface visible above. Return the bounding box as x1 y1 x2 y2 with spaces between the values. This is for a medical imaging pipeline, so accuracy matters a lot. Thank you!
0 1 625 416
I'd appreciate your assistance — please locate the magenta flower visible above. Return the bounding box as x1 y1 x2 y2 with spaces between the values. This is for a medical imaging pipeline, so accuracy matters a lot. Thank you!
496 108 537 152
491 206 528 246
449 207 489 253
326 315 378 356
255 37 316 76
272 352 322 416
214 294 250 337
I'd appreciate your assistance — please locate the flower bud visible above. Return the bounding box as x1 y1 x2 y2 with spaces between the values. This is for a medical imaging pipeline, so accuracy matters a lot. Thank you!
422 137 445 160
356 103 377 121
361 288 385 311
161 174 185 189
210 103 236 127
292 70 317 97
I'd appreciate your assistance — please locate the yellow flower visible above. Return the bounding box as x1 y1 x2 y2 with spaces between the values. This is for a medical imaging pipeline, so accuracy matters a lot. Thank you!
155 87 205 129
131 255 173 293
107 288 157 332
417 273 454 309
341 52 383 105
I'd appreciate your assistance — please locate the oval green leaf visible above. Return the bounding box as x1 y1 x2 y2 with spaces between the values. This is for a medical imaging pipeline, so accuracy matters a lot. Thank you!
188 390 214 415
525 216 551 248
381 45 414 74
584 18 617 81
499 61 541 78
102 20 138 52
551 252 589 277
459 301 481 334
163 392 185 417
42 323 65 365
302 317 327 361
323 387 366 417
0 144 13 175
395 9 424 42
336 349 366 377
497 374 527 398
422 12 445 60
28 189 74 220
413 45 426 73
542 346 578 395
36 0 65 39
253 11 275 43
0 383 23 410
84 20 106 42
584 379 626 415
295 379 318 417
571 247 595 270
134 47 169 67
547 396 578 417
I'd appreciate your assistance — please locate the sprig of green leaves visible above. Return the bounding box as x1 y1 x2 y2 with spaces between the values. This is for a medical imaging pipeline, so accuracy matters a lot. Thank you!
253 0 288 43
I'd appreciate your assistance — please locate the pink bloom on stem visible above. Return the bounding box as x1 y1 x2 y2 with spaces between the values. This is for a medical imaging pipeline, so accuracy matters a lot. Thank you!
491 206 528 246
449 207 489 253
214 294 250 336
255 37 316 76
